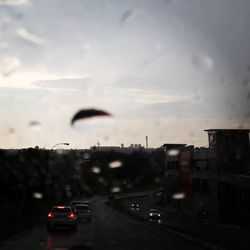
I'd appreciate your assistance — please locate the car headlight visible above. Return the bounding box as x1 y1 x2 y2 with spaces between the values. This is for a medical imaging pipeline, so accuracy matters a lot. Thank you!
158 214 161 217
150 213 153 216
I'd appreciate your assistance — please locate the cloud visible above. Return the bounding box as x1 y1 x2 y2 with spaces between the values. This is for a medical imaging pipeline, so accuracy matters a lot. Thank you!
0 56 21 77
0 86 48 99
33 78 93 90
138 100 226 119
0 0 29 6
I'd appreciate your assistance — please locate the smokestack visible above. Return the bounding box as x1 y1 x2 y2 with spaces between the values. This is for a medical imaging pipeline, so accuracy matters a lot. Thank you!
146 136 148 148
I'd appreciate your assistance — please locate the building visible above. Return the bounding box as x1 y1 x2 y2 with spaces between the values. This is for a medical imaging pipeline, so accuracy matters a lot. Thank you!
164 129 250 224
90 143 155 153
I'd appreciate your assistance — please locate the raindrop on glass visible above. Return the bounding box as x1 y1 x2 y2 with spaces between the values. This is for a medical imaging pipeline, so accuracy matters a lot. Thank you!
17 28 45 45
192 53 214 71
91 166 101 174
83 152 90 159
29 121 41 131
109 160 123 169
242 79 250 89
111 186 121 193
0 56 21 76
247 92 250 101
172 192 185 199
167 149 179 156
33 192 43 199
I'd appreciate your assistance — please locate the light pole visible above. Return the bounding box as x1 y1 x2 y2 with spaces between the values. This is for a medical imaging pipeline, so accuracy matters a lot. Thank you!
51 142 70 150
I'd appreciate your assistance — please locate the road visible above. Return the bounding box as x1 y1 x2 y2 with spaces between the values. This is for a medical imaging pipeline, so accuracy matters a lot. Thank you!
0 197 206 250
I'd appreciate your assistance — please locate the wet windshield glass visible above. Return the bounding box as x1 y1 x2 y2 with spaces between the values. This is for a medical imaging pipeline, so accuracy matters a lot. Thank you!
0 1 250 250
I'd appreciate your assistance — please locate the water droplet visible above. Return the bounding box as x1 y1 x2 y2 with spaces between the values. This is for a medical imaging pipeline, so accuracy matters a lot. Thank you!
120 10 134 25
83 152 90 159
71 109 112 125
154 177 161 183
8 128 15 134
172 192 185 199
111 186 121 193
192 53 214 71
242 79 250 89
0 56 21 76
82 42 92 51
103 135 109 141
0 14 10 26
0 42 8 50
29 121 41 131
247 92 250 101
91 166 101 174
109 160 123 169
153 42 163 53
167 149 179 156
33 192 43 199
17 28 45 45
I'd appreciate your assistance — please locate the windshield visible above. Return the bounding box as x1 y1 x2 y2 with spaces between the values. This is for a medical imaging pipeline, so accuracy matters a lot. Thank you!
51 207 72 214
76 206 89 211
0 1 250 250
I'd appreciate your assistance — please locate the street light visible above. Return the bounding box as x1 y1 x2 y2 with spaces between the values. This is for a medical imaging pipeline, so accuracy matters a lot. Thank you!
51 142 70 150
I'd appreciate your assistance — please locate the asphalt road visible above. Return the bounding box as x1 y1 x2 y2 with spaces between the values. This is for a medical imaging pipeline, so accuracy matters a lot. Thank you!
0 197 206 250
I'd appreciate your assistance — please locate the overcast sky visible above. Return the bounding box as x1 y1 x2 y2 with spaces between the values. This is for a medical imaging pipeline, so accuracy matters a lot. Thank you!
0 0 250 149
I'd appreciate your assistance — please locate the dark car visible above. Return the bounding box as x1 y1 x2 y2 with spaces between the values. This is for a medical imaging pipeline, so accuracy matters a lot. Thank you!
47 206 77 231
75 204 92 221
131 203 140 211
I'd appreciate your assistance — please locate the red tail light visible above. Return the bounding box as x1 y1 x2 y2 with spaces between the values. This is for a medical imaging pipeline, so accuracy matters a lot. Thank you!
48 213 54 218
67 213 74 219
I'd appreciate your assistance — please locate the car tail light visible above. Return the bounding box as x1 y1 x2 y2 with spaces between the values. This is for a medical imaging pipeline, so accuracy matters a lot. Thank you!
48 213 54 218
67 213 75 219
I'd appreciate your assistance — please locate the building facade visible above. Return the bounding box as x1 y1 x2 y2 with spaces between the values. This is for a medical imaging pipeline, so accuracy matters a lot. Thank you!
164 129 250 224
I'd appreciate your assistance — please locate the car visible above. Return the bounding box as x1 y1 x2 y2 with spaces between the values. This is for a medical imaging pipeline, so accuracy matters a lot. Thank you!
75 204 92 221
47 206 77 231
148 209 161 220
81 200 90 206
70 200 82 211
131 203 140 211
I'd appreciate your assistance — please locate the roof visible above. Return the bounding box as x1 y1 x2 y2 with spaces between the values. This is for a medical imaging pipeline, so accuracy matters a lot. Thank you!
161 143 186 149
204 129 250 132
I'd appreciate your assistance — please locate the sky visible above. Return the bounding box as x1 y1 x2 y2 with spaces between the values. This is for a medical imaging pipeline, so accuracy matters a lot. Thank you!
0 0 250 149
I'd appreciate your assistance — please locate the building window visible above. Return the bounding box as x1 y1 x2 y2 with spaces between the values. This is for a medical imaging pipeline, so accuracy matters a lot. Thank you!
202 160 209 171
192 178 200 193
201 180 210 195
195 160 201 170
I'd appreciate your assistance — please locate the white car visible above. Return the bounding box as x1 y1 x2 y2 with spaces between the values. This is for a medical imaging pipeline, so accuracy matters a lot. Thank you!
148 209 161 220
47 206 77 231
